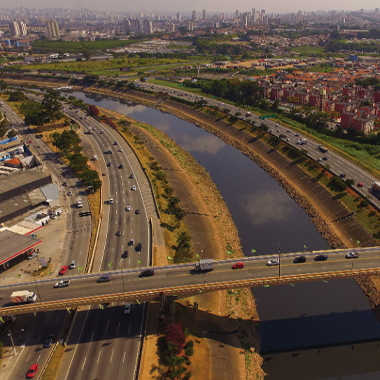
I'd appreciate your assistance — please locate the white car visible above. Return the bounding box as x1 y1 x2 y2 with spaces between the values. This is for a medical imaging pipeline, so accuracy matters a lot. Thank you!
131 185 136 191
118 148 123 152
124 303 131 314
125 205 131 211
267 259 280 266
54 280 70 288
68 260 76 269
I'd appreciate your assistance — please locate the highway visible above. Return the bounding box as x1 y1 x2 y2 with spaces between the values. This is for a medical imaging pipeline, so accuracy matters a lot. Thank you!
1 247 380 317
136 82 380 208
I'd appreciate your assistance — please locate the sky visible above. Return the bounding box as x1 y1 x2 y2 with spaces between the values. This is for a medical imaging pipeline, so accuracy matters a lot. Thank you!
1 0 379 14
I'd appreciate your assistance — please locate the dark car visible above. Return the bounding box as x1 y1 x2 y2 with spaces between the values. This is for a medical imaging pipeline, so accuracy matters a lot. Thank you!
97 275 111 283
118 164 123 169
27 364 39 378
339 173 346 178
139 269 155 277
129 174 135 179
107 162 111 167
135 209 141 215
121 250 129 258
314 254 328 261
116 230 122 236
43 335 55 348
135 243 142 251
293 255 306 263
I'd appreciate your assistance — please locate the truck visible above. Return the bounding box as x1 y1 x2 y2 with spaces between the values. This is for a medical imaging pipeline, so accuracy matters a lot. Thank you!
318 144 328 153
11 290 37 304
194 259 214 272
372 182 380 192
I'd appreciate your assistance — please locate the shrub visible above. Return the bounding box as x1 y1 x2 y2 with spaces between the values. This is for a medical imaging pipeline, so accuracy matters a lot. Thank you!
185 340 194 348
184 346 194 357
184 371 192 379
184 328 190 338
165 323 186 355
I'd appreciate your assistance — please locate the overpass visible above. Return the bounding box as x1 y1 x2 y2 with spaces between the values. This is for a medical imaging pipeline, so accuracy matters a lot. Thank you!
1 246 380 316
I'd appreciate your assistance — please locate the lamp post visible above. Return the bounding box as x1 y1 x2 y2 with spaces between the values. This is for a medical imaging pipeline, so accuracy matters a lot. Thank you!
8 328 24 355
119 259 126 293
278 244 281 278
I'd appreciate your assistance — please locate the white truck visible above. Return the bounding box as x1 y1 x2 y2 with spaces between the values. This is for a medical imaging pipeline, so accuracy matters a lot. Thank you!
11 290 37 304
195 259 214 272
372 182 380 192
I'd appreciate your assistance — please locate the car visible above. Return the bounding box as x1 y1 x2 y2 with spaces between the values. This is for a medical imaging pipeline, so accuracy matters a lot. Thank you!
131 185 136 191
62 182 68 186
314 254 328 261
116 230 122 236
294 133 299 136
129 174 135 179
114 141 118 145
136 242 142 251
317 158 322 162
124 303 132 314
27 364 39 378
232 262 245 269
346 252 359 259
100 130 105 134
340 173 346 178
59 266 68 275
277 129 281 133
269 129 274 133
135 209 141 215
68 260 76 269
107 162 111 167
287 129 291 133
118 148 123 152
128 239 134 246
125 205 131 211
67 191 72 196
139 269 155 277
293 255 306 263
109 197 114 204
118 164 123 169
357 183 363 188
267 259 279 266
121 250 129 258
43 335 55 348
97 275 111 283
323 156 328 161
54 280 70 288
27 252 38 260
286 138 291 142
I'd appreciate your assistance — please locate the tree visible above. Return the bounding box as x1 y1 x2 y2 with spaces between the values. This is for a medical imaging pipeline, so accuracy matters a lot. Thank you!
0 118 9 138
165 323 186 355
140 76 146 82
7 129 17 138
83 48 93 61
346 178 355 187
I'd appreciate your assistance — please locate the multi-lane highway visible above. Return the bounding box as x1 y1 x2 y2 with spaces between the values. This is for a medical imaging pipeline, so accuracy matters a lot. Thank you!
136 82 380 207
2 247 380 317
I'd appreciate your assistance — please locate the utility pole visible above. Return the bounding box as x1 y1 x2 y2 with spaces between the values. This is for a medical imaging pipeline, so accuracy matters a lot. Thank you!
278 244 281 277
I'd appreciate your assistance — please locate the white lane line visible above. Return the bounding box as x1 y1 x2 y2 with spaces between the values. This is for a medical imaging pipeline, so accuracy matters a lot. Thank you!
37 334 41 341
37 354 41 362
27 354 31 361
82 357 87 370
90 331 95 342
97 351 101 363
123 351 126 363
110 349 114 363
128 324 131 334
106 319 109 331
116 322 120 336
56 316 60 322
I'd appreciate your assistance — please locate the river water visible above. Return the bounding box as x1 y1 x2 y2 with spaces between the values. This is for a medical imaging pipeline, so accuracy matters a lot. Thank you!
71 91 380 379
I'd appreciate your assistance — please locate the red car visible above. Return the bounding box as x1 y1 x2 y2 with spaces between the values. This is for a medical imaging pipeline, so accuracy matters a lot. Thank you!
357 183 363 187
232 262 245 269
59 266 68 275
27 364 39 378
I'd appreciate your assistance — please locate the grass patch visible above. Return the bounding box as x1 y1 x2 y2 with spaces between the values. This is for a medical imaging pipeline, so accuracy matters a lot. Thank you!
41 344 65 380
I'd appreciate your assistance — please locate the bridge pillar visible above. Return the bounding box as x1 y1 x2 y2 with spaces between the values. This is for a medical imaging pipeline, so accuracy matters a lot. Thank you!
167 296 177 315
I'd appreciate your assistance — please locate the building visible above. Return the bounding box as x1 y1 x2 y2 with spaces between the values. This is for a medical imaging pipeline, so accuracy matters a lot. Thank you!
168 23 175 33
8 22 20 36
19 21 27 36
192 10 197 21
177 13 181 22
203 9 206 19
186 21 193 31
143 19 153 34
46 19 60 38
124 18 152 34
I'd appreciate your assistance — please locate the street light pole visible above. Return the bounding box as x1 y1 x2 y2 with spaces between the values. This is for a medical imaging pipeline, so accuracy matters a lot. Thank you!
278 244 281 278
8 329 16 355
119 259 126 293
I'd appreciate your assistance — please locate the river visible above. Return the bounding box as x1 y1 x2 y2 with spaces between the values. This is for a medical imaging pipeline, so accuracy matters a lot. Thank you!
71 91 380 379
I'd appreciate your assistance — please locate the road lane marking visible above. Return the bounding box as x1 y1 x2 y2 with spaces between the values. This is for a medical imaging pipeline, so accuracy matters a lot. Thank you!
82 357 87 370
91 331 95 342
116 322 120 336
128 324 131 334
106 319 109 331
97 351 101 363
37 354 41 362
123 351 126 363
110 349 114 363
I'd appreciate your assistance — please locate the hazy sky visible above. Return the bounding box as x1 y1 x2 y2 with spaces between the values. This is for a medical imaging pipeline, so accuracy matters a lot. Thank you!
1 0 379 14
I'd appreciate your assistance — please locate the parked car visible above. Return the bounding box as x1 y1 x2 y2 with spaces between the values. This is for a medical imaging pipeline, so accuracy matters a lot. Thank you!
68 260 76 269
97 275 111 283
59 266 68 275
345 252 359 259
124 303 132 314
139 269 155 277
267 259 279 266
314 254 328 261
27 252 37 260
54 280 70 288
27 364 39 378
293 255 306 263
232 262 245 269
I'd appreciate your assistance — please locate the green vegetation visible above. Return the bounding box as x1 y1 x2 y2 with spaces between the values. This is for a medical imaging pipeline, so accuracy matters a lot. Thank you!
41 344 65 380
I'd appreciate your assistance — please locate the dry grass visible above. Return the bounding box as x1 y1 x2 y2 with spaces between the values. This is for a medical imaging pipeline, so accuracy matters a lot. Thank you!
41 344 65 380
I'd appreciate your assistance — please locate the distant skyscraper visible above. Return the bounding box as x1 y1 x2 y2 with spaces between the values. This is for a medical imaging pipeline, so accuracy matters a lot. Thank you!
203 9 206 19
376 8 379 14
46 19 60 38
9 21 20 36
261 9 265 14
192 10 197 21
19 21 27 36
168 23 175 33
177 13 181 21
143 19 153 34
186 20 193 31
236 10 239 18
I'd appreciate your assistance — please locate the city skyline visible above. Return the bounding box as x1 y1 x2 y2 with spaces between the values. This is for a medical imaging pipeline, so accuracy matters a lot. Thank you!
0 0 379 14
